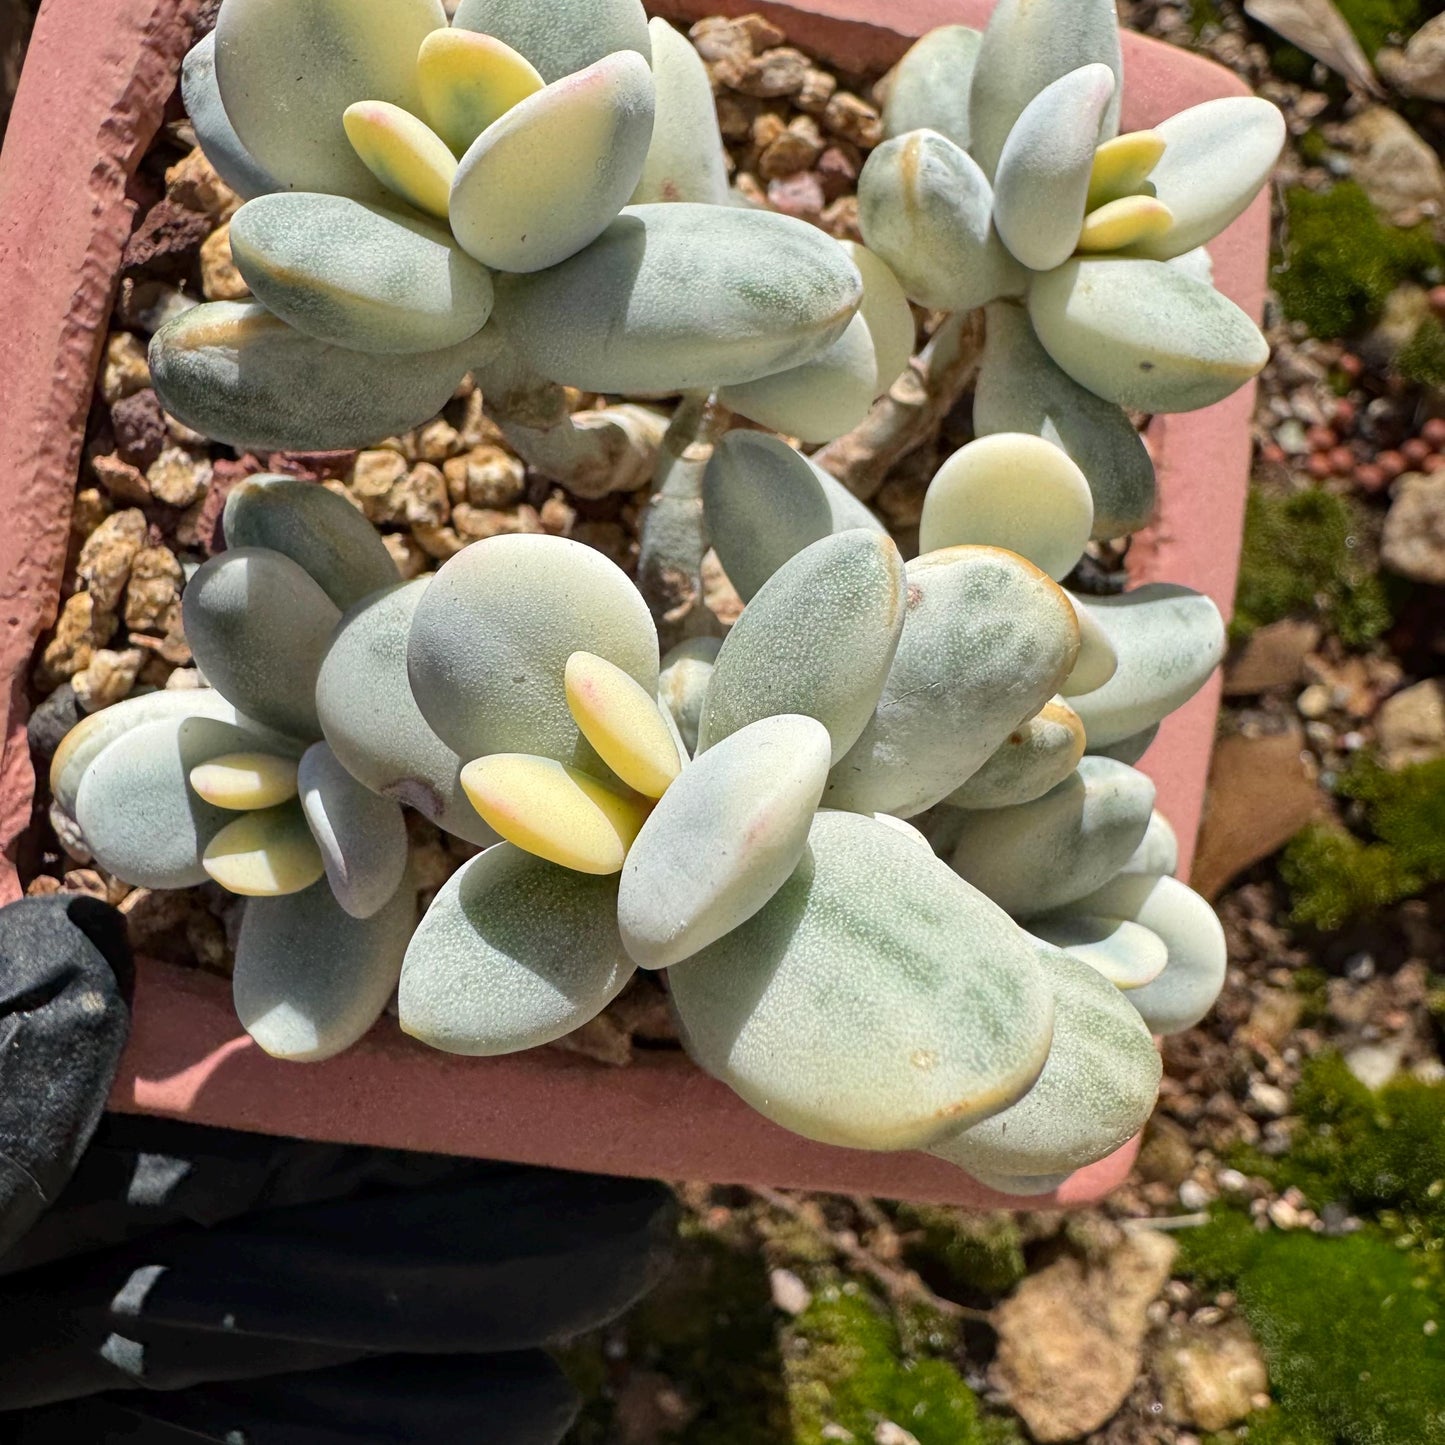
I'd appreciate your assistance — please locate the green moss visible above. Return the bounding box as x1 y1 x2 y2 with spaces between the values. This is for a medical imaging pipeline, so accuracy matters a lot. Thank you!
1206 1404 1333 1445
1232 486 1394 648
1274 183 1441 338
1332 0 1426 56
1398 317 1445 388
891 1205 1028 1298
785 1286 1020 1445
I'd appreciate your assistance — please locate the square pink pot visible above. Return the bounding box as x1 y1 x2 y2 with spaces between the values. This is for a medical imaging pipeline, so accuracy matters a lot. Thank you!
0 0 1266 1206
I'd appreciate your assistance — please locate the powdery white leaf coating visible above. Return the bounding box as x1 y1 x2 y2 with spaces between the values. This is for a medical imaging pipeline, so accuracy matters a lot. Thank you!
180 33 278 200
975 303 1156 540
881 26 981 151
342 102 457 219
565 651 680 799
234 866 416 1062
230 193 495 356
317 579 497 847
968 0 1123 179
658 637 721 756
619 715 830 970
931 945 1159 1184
1062 873 1227 1034
149 303 475 453
632 17 729 206
1168 245 1216 286
1090 722 1161 765
76 717 268 889
720 312 879 445
825 547 1080 819
842 242 918 394
1127 98 1286 261
418 28 544 155
858 131 1025 313
183 548 341 739
1122 810 1180 878
870 812 935 851
451 0 651 84
1060 589 1119 696
993 64 1117 273
1028 258 1269 414
202 801 327 897
703 431 884 604
950 756 1156 919
450 52 656 274
408 534 658 767
1068 584 1227 749
493 204 863 393
223 474 400 612
669 810 1055 1151
190 752 300 811
698 530 906 765
298 741 409 919
1027 915 1168 989
399 844 631 1055
920 433 1094 581
214 0 446 202
947 699 1086 811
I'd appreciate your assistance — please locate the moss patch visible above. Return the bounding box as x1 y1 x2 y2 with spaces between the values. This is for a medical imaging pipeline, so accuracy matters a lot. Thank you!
1274 183 1441 338
1332 0 1427 57
1398 317 1445 388
892 1205 1028 1299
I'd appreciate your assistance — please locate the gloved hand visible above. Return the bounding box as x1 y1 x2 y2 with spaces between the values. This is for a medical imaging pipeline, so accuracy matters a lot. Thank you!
0 895 675 1443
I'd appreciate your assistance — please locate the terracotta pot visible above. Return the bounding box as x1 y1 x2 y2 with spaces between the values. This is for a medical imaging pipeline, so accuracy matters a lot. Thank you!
0 0 1267 1206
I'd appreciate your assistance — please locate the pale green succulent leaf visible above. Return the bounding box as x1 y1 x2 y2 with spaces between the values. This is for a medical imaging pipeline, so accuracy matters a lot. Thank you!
632 16 729 206
1060 589 1120 697
947 699 1085 811
492 204 863 393
1122 809 1180 879
658 637 721 755
619 714 830 970
669 810 1055 1151
1026 915 1169 989
841 241 917 394
698 530 906 764
993 63 1116 272
1028 258 1269 414
881 26 981 151
234 866 416 1062
451 0 651 84
180 32 279 199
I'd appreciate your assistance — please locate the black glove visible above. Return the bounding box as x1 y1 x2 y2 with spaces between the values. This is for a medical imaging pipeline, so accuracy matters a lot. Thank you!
0 895 675 1443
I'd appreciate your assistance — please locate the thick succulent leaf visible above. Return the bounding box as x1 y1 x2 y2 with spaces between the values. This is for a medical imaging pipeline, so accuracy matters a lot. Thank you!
1127 98 1286 261
316 579 496 845
1028 258 1269 414
183 548 341 739
881 26 981 151
931 945 1159 1181
493 204 863 393
1087 130 1166 211
231 189 497 355
619 715 830 970
947 699 1085 811
190 752 300 811
1168 245 1215 286
993 64 1116 272
400 844 631 1054
203 800 327 897
920 434 1093 582
76 717 267 889
669 810 1055 1151
1026 916 1168 989
842 241 917 393
1062 873 1226 1034
703 431 883 604
149 303 474 452
222 474 400 612
1076 195 1174 253
1089 722 1161 765
408 534 658 766
1122 810 1180 879
299 741 409 919
565 651 681 799
1068 584 1227 749
342 102 457 218
180 33 279 199
975 303 1156 540
658 637 720 756
969 0 1123 178
234 867 416 1062
633 17 729 206
213 0 446 202
450 52 655 274
698 530 906 764
1060 590 1120 697
719 312 878 445
459 755 649 876
950 756 1156 918
857 131 1024 312
418 28 544 155
825 547 1080 818
451 0 651 84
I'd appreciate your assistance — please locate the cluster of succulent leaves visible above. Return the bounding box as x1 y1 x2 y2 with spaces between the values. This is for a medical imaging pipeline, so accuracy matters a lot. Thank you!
57 0 1285 1185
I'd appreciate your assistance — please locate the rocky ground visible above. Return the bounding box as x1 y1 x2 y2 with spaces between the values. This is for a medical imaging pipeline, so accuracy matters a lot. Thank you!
6 1 1445 1442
